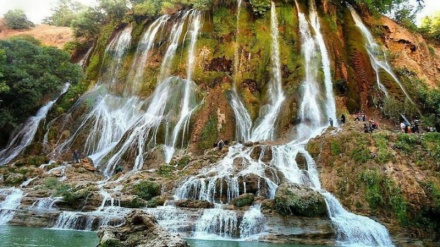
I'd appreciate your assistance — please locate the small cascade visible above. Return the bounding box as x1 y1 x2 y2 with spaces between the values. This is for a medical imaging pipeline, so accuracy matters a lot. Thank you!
0 188 24 225
193 207 239 239
297 11 325 135
230 0 252 142
20 176 37 188
250 2 285 141
0 83 70 166
78 45 94 68
164 10 203 163
308 0 337 126
52 209 126 231
239 204 265 239
348 5 417 108
233 0 243 86
159 11 191 81
146 205 192 234
126 15 170 95
30 197 61 211
322 192 394 246
100 26 132 88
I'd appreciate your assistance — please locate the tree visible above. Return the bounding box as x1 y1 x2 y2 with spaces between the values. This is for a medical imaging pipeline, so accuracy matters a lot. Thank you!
98 0 128 20
71 7 105 39
420 11 440 40
0 37 83 130
43 0 86 27
3 9 34 30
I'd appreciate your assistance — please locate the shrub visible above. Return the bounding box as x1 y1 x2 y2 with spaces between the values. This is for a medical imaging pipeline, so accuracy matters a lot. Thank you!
132 180 161 201
249 0 271 16
4 9 34 30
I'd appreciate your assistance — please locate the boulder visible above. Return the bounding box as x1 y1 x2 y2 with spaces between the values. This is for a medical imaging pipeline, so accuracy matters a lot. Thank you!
97 210 189 247
175 199 214 209
274 183 327 217
81 158 96 172
231 193 254 207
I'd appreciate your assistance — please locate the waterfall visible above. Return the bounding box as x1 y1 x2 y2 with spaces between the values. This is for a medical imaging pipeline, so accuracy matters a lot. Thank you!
0 83 70 166
159 11 191 81
193 207 239 239
348 5 417 108
101 26 132 89
297 12 324 135
293 2 395 245
230 0 252 142
239 204 266 238
126 15 170 95
51 27 140 159
0 188 24 225
164 10 203 163
30 197 61 211
250 2 285 141
309 0 337 126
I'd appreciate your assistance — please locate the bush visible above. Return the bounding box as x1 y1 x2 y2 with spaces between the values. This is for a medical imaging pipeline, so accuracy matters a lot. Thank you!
132 180 161 201
249 0 271 16
4 9 34 29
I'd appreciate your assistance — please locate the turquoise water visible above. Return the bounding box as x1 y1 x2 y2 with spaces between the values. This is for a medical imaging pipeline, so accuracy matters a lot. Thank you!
0 226 327 247
0 225 99 247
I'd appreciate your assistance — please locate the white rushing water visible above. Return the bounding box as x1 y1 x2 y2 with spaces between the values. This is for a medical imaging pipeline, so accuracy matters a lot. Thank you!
127 15 170 95
102 26 133 89
348 5 416 109
0 188 24 225
164 10 203 163
249 2 285 141
0 83 70 166
308 0 337 126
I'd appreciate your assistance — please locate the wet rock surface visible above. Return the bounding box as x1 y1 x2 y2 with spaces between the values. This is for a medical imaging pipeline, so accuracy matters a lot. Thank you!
97 210 189 247
274 183 327 217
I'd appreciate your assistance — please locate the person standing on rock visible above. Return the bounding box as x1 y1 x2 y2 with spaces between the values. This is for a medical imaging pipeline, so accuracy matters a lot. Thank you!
341 114 346 124
73 150 80 163
217 139 225 151
329 118 333 127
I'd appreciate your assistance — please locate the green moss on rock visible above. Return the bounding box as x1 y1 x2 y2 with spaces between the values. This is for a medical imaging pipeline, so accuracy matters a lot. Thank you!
274 182 327 217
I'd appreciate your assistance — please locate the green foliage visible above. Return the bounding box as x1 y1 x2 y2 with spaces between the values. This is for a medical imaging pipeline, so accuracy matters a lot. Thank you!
0 38 83 129
359 169 410 225
394 134 421 154
197 115 218 150
121 196 146 208
71 7 105 39
359 169 384 210
132 180 161 200
422 133 440 160
158 165 174 177
43 178 89 204
330 141 342 156
372 133 394 164
4 9 34 30
234 194 254 207
350 145 371 163
43 0 86 27
420 11 440 41
249 0 270 16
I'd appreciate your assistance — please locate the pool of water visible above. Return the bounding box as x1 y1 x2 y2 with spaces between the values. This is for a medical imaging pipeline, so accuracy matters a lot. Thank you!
0 225 99 247
0 225 328 247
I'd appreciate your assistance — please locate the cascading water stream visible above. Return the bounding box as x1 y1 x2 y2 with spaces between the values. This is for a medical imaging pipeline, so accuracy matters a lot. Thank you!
348 5 417 110
249 2 285 141
164 10 203 163
126 15 170 95
0 83 70 166
101 27 132 89
230 0 252 142
0 188 24 225
308 0 337 126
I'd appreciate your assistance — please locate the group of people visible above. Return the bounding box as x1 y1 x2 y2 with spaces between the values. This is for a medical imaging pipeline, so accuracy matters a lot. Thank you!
353 112 379 133
400 119 420 133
